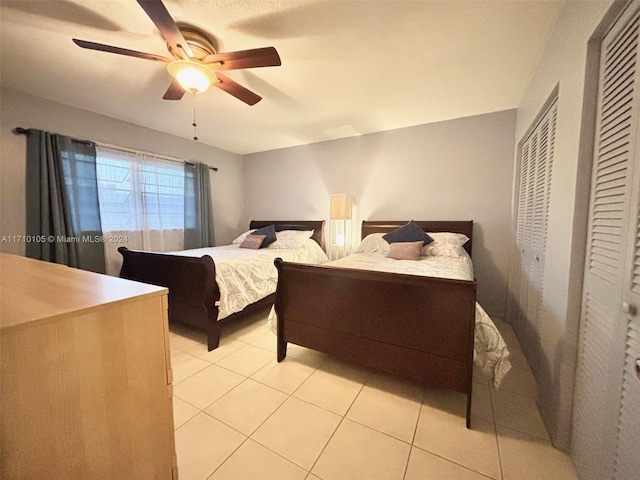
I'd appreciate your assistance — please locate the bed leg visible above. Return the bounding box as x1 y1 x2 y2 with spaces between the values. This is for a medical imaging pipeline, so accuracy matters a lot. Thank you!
277 339 287 362
207 323 221 351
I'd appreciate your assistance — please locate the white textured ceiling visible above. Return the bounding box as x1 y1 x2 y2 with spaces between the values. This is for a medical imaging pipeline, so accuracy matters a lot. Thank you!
0 0 564 154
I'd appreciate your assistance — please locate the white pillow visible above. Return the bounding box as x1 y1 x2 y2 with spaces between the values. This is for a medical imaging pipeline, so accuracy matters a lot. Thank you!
355 233 390 254
423 232 470 258
268 230 314 249
231 229 256 244
357 231 470 258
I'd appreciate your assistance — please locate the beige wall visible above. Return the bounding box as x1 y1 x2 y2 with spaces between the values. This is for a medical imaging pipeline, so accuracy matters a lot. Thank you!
510 0 616 451
243 110 517 318
0 86 245 255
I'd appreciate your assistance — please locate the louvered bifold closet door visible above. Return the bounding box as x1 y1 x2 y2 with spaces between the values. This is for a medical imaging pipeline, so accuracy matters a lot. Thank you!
514 136 533 330
526 107 555 337
613 63 640 480
573 3 640 479
511 101 556 362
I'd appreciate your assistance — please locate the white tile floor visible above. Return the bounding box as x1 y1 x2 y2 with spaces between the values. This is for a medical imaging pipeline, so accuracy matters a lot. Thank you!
169 308 578 480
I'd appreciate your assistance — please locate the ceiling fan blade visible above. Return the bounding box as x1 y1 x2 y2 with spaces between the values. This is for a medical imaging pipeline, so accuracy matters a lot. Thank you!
136 0 194 58
162 79 185 100
72 38 172 62
214 73 261 106
203 47 281 71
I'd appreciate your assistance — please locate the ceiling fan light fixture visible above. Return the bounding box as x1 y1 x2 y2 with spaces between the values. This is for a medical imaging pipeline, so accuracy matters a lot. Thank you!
167 61 217 94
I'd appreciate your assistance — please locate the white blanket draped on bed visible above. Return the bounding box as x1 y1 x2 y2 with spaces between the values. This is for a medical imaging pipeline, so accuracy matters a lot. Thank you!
269 251 512 387
168 239 328 320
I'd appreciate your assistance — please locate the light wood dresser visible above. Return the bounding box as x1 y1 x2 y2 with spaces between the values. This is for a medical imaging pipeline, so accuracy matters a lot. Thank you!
0 253 177 479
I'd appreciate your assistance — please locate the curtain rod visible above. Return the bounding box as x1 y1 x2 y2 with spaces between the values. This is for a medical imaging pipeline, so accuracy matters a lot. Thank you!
96 142 218 172
13 128 219 172
13 127 92 146
97 141 219 172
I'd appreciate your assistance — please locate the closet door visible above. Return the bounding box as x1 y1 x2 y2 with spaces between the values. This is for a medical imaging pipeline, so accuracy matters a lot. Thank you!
511 101 556 359
573 4 640 479
614 187 640 476
613 95 640 480
513 137 533 328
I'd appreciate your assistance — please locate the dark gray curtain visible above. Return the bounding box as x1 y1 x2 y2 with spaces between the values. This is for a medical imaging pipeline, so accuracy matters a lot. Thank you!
184 162 215 249
25 129 106 273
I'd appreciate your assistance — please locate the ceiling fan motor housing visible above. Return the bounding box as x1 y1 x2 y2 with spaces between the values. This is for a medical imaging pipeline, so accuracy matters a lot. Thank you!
171 28 217 60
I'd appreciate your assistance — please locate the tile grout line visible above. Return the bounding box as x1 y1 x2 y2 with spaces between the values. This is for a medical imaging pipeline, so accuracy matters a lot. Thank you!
489 387 550 441
401 386 427 480
192 363 314 478
229 359 326 476
203 434 252 480
489 379 506 480
409 403 502 479
409 444 497 480
304 380 368 477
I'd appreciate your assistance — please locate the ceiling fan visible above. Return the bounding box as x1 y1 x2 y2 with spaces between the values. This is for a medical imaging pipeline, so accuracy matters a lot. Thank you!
72 0 281 105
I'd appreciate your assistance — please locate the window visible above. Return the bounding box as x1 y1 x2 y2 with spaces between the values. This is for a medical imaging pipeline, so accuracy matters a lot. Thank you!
96 145 186 232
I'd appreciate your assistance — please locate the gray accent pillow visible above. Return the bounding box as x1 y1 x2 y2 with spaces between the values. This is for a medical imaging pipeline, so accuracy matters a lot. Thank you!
251 224 277 247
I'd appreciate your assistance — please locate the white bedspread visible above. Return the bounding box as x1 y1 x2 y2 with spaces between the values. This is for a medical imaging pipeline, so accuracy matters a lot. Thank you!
168 240 328 320
270 251 511 387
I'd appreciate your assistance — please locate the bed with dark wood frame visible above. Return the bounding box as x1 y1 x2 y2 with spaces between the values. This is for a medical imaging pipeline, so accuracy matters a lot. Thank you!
118 220 326 351
274 220 477 427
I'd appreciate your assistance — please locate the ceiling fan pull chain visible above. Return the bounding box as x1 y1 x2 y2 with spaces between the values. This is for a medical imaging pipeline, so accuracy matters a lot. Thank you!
192 92 198 141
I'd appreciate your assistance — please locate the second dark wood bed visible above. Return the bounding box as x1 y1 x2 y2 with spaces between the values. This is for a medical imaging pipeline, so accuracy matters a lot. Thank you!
118 220 325 351
273 220 477 427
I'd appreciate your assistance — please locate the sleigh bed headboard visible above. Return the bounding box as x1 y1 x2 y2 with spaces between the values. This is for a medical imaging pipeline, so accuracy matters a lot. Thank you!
361 221 473 256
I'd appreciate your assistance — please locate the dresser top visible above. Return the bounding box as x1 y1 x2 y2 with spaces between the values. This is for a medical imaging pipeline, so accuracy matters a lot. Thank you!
0 254 167 330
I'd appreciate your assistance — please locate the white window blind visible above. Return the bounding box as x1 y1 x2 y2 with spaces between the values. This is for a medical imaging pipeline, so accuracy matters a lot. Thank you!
96 146 185 232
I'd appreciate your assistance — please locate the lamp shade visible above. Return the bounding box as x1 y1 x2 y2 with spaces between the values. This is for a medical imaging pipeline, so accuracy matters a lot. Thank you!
330 194 353 220
167 61 217 93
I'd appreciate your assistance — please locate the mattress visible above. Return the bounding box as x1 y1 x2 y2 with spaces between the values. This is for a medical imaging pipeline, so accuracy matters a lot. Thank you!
169 239 328 319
